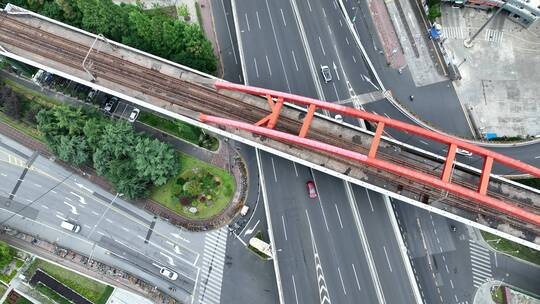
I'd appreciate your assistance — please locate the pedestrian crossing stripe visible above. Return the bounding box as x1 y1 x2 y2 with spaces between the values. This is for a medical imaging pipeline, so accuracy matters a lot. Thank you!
197 226 228 304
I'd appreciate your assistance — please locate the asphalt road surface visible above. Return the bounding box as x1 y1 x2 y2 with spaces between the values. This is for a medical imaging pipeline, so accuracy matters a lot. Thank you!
0 133 228 304
394 199 540 304
259 151 416 304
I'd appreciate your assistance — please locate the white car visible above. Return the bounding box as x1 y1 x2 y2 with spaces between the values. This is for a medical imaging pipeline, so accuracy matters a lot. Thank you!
320 65 332 83
128 108 140 122
160 267 178 281
456 148 472 156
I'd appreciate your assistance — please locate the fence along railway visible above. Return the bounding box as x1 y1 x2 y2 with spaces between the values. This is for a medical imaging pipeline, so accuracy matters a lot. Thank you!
0 4 539 248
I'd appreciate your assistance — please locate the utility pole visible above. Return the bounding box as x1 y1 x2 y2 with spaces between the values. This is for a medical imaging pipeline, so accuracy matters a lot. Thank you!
464 0 509 48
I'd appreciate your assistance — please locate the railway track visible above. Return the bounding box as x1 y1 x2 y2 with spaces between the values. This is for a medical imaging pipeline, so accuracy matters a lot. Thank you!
1 13 538 234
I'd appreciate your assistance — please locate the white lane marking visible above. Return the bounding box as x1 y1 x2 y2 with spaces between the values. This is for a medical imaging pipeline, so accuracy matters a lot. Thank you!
55 214 66 221
318 36 326 56
33 183 42 188
280 9 287 26
256 11 261 29
332 82 340 100
352 55 357 63
170 233 191 244
337 267 347 295
166 241 182 255
535 155 540 159
91 211 99 216
97 231 105 236
63 201 79 215
264 0 292 92
322 7 327 18
292 275 299 304
365 188 374 212
254 57 259 78
84 224 92 229
307 0 312 11
70 192 86 205
265 55 272 76
160 252 176 266
419 140 429 146
383 246 393 272
292 162 299 177
305 210 332 304
450 279 454 289
334 203 344 229
0 173 6 177
219 0 238 64
333 0 338 9
384 113 390 118
64 197 72 202
271 157 278 182
244 219 260 236
121 227 129 232
105 218 113 224
25 199 32 203
75 183 93 193
41 205 49 209
339 19 343 27
445 264 450 273
291 50 299 71
245 13 251 31
352 263 361 291
345 37 350 45
281 215 288 241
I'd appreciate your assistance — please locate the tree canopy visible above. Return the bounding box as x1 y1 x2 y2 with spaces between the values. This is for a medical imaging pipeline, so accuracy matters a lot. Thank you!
37 105 179 199
1 0 217 74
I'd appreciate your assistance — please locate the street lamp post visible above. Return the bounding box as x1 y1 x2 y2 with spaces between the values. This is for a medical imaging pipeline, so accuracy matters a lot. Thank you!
87 192 123 264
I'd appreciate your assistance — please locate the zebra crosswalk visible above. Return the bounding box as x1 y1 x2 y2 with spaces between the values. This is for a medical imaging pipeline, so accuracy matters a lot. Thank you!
197 226 228 304
468 240 492 288
441 27 466 39
485 29 504 44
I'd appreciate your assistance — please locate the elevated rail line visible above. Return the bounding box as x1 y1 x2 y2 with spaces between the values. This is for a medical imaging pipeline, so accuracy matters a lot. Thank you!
0 7 539 247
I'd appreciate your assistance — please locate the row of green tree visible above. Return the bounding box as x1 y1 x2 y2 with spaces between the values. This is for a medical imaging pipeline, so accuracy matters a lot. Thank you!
1 0 217 74
36 105 179 198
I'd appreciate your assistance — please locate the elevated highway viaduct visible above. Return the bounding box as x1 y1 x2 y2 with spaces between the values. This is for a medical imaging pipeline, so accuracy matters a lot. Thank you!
0 5 539 251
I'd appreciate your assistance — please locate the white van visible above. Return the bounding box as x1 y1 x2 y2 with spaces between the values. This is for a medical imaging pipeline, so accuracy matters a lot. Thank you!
60 221 81 233
240 205 250 217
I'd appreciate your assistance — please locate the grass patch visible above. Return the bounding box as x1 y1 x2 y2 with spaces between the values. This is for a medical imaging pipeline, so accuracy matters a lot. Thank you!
0 258 24 284
146 5 178 18
138 111 218 151
481 231 540 266
0 284 6 299
1 78 60 107
491 285 505 304
150 153 235 220
36 283 73 304
0 111 43 141
25 259 113 304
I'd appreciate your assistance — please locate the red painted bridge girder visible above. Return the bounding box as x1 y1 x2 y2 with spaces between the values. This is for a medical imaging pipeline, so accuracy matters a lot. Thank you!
203 82 540 226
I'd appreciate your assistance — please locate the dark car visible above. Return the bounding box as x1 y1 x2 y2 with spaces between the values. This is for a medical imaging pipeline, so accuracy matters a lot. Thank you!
306 181 317 199
103 96 119 113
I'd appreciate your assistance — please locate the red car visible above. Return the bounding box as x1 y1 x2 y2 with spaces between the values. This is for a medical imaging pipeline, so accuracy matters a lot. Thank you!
306 181 317 199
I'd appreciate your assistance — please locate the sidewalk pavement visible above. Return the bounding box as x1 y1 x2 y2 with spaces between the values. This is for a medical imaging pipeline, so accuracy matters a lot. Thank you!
368 0 407 69
383 0 447 86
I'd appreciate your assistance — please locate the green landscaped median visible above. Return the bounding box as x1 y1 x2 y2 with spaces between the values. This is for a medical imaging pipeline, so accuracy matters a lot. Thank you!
138 111 219 151
481 231 540 266
151 153 235 220
25 259 114 304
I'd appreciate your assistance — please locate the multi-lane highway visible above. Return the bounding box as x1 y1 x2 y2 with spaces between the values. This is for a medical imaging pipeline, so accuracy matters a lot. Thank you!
259 150 417 303
0 133 228 304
